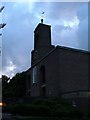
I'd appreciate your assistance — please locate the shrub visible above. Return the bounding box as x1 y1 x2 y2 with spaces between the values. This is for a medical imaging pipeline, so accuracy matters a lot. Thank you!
32 98 83 118
88 109 90 118
10 97 84 118
54 107 83 118
71 108 83 118
11 104 51 116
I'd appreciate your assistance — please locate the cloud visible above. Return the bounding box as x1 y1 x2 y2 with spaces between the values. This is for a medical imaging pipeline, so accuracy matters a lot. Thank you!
2 2 52 77
1 2 88 77
2 2 35 77
46 2 80 21
76 3 88 50
2 59 17 78
46 2 88 50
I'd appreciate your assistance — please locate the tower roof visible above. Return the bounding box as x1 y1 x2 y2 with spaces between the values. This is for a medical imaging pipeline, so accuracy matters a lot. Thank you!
34 23 51 32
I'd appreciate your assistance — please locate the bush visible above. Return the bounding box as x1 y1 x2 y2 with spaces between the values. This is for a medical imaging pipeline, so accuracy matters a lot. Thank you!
54 107 83 118
70 109 84 118
88 109 90 118
11 104 51 116
10 97 84 118
29 98 83 118
32 99 57 109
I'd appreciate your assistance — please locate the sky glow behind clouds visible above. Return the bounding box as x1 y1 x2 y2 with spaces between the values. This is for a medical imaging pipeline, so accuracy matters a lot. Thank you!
0 2 89 78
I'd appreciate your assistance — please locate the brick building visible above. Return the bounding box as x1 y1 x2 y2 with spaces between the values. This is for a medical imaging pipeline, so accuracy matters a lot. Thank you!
26 22 89 103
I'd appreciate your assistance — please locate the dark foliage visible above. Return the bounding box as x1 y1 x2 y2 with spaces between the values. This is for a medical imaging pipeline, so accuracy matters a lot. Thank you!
10 98 84 118
2 75 10 88
2 72 27 97
11 104 51 116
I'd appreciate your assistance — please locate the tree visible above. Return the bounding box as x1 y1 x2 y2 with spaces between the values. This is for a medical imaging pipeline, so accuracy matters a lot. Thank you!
0 6 6 29
2 75 10 88
2 72 27 98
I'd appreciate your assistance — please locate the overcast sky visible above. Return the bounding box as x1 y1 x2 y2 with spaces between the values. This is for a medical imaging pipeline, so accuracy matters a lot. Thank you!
0 2 89 78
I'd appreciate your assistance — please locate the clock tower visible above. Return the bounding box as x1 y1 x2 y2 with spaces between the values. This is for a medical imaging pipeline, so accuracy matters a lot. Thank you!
31 22 55 66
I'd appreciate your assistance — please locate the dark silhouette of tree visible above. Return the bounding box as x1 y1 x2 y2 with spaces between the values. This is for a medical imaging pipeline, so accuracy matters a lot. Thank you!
2 75 10 88
2 71 27 98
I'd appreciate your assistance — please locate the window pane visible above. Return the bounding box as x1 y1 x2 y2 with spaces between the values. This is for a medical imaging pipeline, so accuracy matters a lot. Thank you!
32 66 37 83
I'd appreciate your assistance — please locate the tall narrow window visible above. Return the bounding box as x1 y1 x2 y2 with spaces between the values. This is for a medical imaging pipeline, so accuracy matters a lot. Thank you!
32 66 37 84
35 33 39 49
28 75 31 89
40 66 46 84
40 66 46 97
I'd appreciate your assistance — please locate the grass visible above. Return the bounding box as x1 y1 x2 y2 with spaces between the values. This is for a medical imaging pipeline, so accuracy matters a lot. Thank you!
14 116 59 120
14 116 89 120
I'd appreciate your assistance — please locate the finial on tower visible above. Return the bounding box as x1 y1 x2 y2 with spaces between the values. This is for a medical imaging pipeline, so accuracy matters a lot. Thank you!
41 19 43 24
41 12 45 24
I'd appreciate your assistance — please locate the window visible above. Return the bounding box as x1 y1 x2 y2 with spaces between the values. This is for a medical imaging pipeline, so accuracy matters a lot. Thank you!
28 75 31 89
35 33 39 49
40 66 46 84
32 66 37 84
39 66 46 97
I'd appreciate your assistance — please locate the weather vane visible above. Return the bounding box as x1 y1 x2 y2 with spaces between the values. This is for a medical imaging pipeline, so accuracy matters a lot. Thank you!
41 12 45 24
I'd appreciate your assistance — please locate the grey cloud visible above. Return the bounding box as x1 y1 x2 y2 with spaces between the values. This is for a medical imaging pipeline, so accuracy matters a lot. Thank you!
48 2 88 51
1 2 89 77
2 2 35 75
47 2 81 21
76 3 88 50
77 2 88 21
